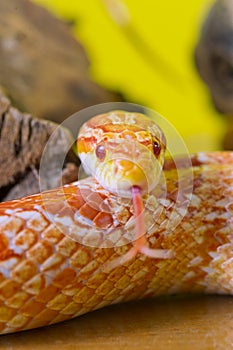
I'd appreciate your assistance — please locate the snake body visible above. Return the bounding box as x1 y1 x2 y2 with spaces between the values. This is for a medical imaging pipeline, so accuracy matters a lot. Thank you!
0 111 232 334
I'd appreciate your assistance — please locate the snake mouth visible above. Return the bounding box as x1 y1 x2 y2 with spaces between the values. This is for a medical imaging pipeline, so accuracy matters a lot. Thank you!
96 158 149 198
131 184 142 194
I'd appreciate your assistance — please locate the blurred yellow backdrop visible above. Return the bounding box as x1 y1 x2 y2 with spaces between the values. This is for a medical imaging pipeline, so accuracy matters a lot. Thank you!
33 0 225 153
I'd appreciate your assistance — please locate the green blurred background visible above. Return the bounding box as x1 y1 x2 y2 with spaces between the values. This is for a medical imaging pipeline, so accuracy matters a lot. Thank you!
33 0 224 153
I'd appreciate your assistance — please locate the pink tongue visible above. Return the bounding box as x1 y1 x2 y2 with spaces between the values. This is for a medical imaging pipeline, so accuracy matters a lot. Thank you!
131 186 147 249
131 186 173 259
103 185 173 271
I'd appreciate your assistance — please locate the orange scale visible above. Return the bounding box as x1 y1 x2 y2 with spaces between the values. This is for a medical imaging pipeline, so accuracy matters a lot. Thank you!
0 280 21 300
52 268 76 289
56 206 75 219
83 191 106 210
23 274 46 295
76 188 93 200
42 200 67 215
67 195 85 210
0 217 24 237
99 201 111 213
27 241 54 265
0 234 8 252
79 203 100 221
93 212 113 229
20 300 45 318
0 305 17 322
13 229 38 251
0 248 19 261
11 260 38 284
41 225 64 244
28 309 59 327
35 285 60 304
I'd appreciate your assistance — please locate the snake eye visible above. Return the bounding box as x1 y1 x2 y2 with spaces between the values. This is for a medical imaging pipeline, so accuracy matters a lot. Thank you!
95 144 106 160
152 140 161 157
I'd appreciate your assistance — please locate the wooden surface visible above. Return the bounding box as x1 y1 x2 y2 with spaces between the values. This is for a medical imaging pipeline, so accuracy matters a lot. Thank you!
0 295 233 349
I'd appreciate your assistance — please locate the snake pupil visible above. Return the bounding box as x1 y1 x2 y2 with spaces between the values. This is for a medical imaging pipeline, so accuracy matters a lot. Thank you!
96 144 106 160
153 140 161 157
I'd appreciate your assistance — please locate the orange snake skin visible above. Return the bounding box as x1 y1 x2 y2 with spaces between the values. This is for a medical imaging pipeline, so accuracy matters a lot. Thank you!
0 112 233 334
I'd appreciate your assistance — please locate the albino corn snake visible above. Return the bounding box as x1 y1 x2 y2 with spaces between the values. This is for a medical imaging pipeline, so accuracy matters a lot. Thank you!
0 110 232 334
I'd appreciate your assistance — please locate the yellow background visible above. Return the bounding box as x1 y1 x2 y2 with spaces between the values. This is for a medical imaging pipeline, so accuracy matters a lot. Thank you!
33 0 225 153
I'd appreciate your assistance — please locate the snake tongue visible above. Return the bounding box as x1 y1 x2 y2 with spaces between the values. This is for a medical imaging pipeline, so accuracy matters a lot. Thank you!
131 185 147 249
103 186 173 271
131 186 174 259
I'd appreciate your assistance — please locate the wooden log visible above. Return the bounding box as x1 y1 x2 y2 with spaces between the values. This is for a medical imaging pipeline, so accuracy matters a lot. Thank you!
195 0 233 116
0 88 79 202
0 0 122 123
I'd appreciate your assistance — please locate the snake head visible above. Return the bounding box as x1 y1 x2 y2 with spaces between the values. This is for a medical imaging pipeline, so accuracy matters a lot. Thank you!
77 111 166 198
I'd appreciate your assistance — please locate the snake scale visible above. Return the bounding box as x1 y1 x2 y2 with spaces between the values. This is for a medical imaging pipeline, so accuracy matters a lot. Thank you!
0 110 233 334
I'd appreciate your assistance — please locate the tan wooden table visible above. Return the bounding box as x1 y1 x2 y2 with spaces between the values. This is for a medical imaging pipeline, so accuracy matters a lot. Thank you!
0 295 232 350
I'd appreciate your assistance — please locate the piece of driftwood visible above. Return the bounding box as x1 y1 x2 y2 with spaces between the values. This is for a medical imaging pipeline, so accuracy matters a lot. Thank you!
0 0 122 123
0 88 79 202
195 0 233 150
195 0 233 116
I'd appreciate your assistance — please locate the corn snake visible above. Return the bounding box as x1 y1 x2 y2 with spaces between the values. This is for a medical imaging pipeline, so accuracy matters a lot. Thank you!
0 110 232 334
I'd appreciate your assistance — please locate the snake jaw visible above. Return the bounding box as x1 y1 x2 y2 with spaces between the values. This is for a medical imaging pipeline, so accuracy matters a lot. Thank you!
101 159 150 198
